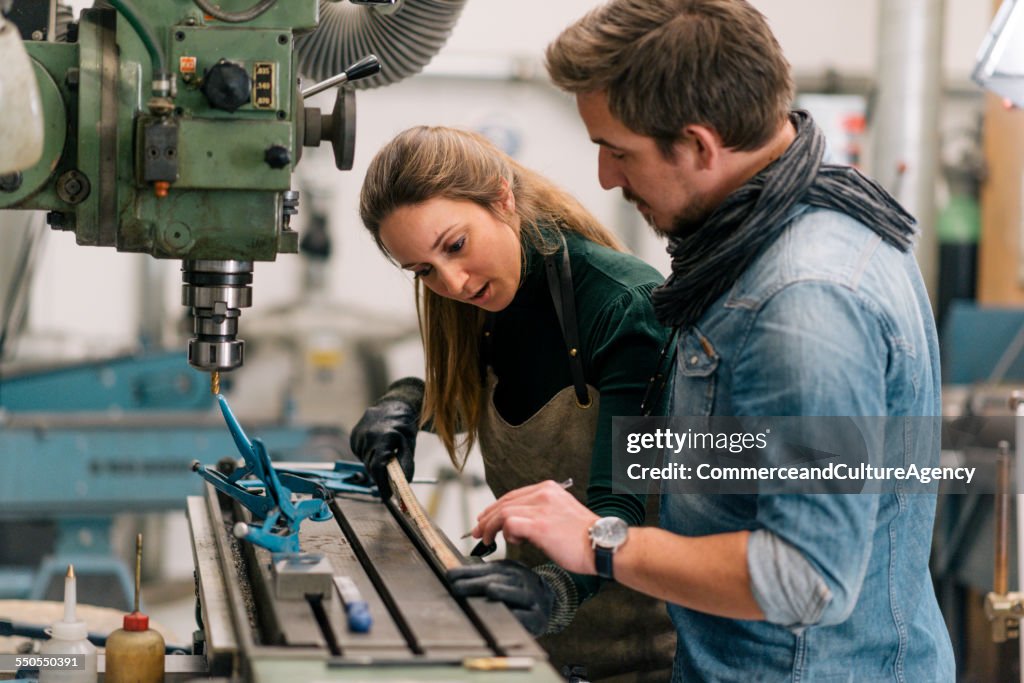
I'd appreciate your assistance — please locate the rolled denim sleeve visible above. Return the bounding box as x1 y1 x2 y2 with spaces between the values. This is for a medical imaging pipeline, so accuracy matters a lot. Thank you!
748 495 879 628
732 280 888 628
748 528 831 627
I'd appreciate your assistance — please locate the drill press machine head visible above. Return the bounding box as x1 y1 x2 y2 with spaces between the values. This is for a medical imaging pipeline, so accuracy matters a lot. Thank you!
0 1 379 379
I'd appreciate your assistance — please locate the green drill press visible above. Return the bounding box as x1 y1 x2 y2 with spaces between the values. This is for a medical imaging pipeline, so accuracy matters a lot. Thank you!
0 0 463 385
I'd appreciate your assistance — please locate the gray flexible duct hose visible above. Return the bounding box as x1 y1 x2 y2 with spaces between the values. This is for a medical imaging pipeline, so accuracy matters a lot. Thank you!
295 0 468 90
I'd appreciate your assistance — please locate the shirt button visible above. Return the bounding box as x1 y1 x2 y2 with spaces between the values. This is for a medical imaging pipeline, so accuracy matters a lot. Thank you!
689 355 699 365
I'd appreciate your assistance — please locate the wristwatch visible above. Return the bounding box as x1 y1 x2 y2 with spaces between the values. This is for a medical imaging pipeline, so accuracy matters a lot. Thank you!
588 517 629 581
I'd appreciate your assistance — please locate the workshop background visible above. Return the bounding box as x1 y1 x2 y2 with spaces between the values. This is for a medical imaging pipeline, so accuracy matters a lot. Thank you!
2 0 1023 681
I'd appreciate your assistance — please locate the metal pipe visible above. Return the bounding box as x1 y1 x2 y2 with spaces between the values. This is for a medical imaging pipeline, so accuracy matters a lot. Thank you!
47 0 56 42
868 0 945 302
1014 393 1024 682
996 440 1010 595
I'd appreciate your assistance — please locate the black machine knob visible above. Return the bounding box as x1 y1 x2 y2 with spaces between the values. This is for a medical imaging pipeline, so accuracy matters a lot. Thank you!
264 144 291 169
343 54 381 83
201 59 251 113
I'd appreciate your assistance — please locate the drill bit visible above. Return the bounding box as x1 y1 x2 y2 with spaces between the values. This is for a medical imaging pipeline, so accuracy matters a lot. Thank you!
210 370 220 395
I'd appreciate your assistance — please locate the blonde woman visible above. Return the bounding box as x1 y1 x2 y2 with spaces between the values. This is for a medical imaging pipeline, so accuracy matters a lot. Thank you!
351 126 674 682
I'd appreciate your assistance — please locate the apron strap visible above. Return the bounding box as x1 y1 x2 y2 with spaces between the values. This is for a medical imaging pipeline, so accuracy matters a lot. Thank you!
544 234 591 408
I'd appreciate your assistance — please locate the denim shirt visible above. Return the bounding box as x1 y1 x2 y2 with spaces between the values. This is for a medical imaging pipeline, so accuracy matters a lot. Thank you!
662 205 955 682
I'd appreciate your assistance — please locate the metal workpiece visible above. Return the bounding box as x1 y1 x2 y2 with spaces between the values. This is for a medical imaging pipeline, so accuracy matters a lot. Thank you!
273 554 335 601
188 481 558 681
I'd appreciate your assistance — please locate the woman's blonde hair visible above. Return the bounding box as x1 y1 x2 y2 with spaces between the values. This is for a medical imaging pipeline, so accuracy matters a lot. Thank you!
359 125 623 466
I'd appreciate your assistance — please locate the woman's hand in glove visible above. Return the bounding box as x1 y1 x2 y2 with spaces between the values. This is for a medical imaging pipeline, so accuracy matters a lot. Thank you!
447 560 555 636
349 377 424 500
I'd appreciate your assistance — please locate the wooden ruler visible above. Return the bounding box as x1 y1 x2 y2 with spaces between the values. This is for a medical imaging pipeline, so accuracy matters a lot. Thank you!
386 458 462 570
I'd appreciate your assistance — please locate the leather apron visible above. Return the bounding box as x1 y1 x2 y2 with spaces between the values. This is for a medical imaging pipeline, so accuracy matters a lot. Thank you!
476 240 675 683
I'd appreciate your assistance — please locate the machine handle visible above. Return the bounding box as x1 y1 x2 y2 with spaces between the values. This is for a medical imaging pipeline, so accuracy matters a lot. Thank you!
301 54 381 98
345 54 383 82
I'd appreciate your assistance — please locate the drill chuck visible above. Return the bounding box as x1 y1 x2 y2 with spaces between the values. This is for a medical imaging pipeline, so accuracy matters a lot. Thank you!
182 260 253 373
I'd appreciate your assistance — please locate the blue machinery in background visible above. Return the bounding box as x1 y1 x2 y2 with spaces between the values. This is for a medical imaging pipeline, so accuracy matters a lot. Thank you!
0 350 347 610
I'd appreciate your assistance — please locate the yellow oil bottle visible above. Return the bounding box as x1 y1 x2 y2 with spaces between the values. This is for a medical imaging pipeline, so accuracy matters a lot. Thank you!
105 534 165 683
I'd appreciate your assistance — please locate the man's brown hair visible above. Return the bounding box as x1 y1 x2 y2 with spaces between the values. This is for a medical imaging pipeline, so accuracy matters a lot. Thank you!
546 0 794 156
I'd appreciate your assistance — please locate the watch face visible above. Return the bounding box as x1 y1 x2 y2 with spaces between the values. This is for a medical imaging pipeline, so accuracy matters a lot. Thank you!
591 517 628 548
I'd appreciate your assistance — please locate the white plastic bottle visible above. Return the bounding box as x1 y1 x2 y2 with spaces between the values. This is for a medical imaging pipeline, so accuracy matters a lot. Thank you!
39 565 98 683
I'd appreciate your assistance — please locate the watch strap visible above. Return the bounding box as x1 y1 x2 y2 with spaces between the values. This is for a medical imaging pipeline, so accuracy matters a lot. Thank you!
595 546 615 581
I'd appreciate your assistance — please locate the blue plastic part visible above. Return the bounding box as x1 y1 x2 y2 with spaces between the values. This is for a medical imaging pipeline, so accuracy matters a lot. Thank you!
345 600 373 633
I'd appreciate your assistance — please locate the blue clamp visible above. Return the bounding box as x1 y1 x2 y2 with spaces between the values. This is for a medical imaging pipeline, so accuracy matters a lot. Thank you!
193 395 333 554
269 460 379 497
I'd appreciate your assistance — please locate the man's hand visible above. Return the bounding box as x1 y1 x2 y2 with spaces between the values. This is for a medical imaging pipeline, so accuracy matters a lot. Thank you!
448 560 555 635
469 480 599 575
349 378 424 500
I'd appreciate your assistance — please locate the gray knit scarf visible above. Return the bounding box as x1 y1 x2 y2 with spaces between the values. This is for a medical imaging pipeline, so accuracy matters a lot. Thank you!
651 110 917 329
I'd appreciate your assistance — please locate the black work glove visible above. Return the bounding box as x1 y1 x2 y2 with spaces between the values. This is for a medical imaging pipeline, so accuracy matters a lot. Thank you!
350 377 424 500
448 560 556 636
